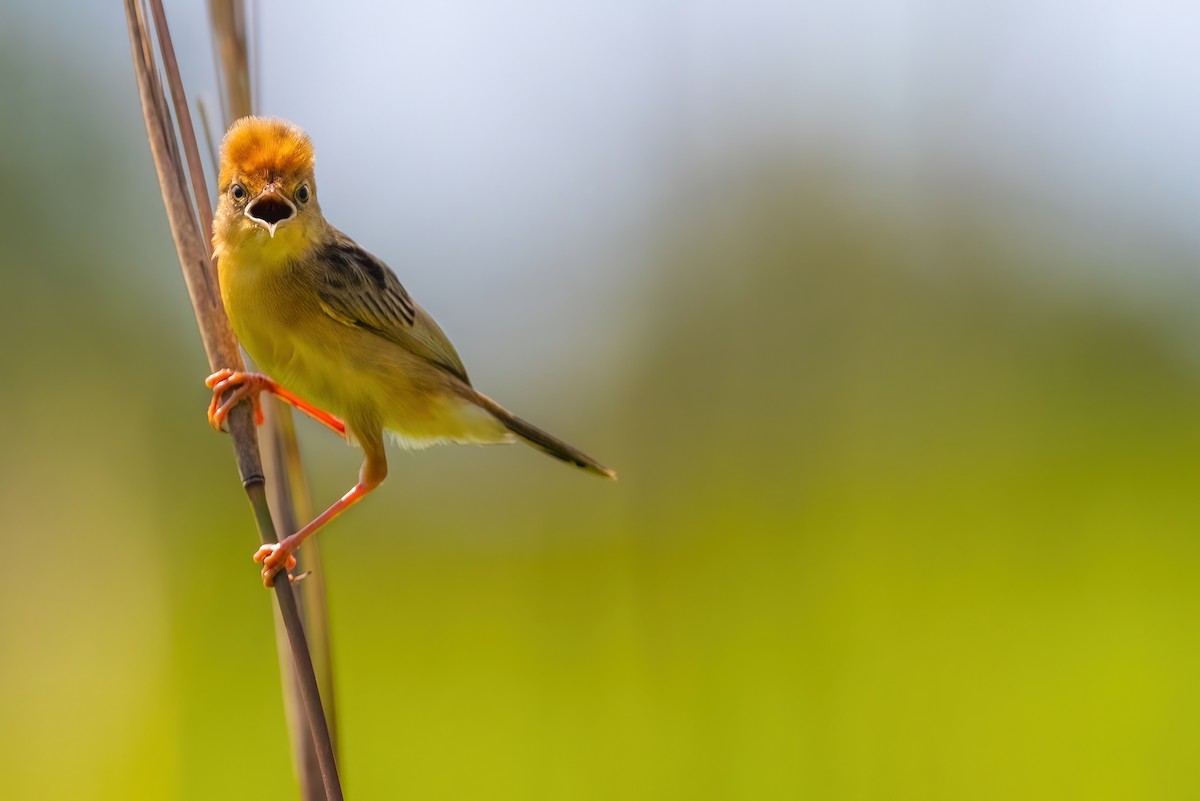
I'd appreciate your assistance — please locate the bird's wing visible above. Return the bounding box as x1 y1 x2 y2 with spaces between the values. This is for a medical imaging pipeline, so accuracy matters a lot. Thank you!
314 228 471 385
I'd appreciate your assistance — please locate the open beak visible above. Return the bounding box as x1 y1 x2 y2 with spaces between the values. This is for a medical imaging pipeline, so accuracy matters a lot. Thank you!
244 185 296 238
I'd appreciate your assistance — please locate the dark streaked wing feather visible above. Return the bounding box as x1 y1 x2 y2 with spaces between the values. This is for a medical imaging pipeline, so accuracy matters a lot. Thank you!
314 228 471 384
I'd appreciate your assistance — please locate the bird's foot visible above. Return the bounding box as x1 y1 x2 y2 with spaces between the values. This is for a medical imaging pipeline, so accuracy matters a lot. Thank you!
205 369 270 431
253 542 299 588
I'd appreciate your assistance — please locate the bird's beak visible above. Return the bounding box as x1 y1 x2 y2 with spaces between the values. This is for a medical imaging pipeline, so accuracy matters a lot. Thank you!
244 184 296 238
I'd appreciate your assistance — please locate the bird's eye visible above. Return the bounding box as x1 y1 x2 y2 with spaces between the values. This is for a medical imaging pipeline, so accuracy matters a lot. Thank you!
230 183 247 202
296 184 310 204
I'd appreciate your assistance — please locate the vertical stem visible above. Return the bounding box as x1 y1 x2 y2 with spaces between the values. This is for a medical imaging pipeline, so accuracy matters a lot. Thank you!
124 2 343 799
206 2 340 797
264 405 331 799
147 0 216 256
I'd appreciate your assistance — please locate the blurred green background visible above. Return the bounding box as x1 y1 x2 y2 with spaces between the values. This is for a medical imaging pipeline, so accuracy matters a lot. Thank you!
4 1 1200 799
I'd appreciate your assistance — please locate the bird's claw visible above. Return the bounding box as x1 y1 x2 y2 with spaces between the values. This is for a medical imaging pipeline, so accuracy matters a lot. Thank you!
205 369 267 432
253 543 299 588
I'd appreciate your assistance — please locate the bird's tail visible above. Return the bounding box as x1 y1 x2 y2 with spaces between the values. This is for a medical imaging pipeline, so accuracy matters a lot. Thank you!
474 394 616 479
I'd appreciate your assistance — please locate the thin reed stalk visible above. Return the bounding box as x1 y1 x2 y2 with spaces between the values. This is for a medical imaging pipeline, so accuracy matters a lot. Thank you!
124 1 342 798
207 3 339 797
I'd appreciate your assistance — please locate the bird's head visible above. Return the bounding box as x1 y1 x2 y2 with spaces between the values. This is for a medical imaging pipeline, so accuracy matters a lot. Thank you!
213 116 323 258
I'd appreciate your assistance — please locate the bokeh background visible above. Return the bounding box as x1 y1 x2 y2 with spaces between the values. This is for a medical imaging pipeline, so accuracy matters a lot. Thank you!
4 1 1200 798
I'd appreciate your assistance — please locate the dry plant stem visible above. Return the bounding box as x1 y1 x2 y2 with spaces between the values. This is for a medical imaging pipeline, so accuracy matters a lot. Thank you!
148 0 215 248
125 2 342 799
208 0 253 122
266 402 339 739
207 1 339 795
267 403 339 731
264 401 330 800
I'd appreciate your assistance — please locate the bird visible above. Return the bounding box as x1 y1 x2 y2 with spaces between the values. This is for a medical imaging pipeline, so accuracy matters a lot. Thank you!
207 116 615 586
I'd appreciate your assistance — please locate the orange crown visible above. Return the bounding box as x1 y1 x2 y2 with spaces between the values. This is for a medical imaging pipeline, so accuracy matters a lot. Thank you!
218 116 315 191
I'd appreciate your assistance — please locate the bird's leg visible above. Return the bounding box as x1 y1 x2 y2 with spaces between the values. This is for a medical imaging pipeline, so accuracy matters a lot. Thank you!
253 441 388 587
205 368 346 437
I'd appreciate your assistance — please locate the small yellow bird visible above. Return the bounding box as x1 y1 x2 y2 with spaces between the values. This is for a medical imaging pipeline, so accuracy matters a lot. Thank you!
208 116 614 586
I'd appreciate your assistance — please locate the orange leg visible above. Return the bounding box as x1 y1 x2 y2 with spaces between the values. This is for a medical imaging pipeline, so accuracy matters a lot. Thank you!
205 369 346 437
253 441 388 587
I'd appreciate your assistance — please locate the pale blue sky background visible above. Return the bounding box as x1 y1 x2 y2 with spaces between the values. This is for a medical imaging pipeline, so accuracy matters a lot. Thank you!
5 0 1200 367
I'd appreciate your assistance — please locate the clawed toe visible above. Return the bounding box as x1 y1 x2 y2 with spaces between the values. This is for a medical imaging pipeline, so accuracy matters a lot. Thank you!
204 368 236 390
205 370 268 432
253 543 299 588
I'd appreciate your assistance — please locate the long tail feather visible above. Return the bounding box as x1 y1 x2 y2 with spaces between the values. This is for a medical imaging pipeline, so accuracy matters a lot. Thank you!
475 394 616 479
